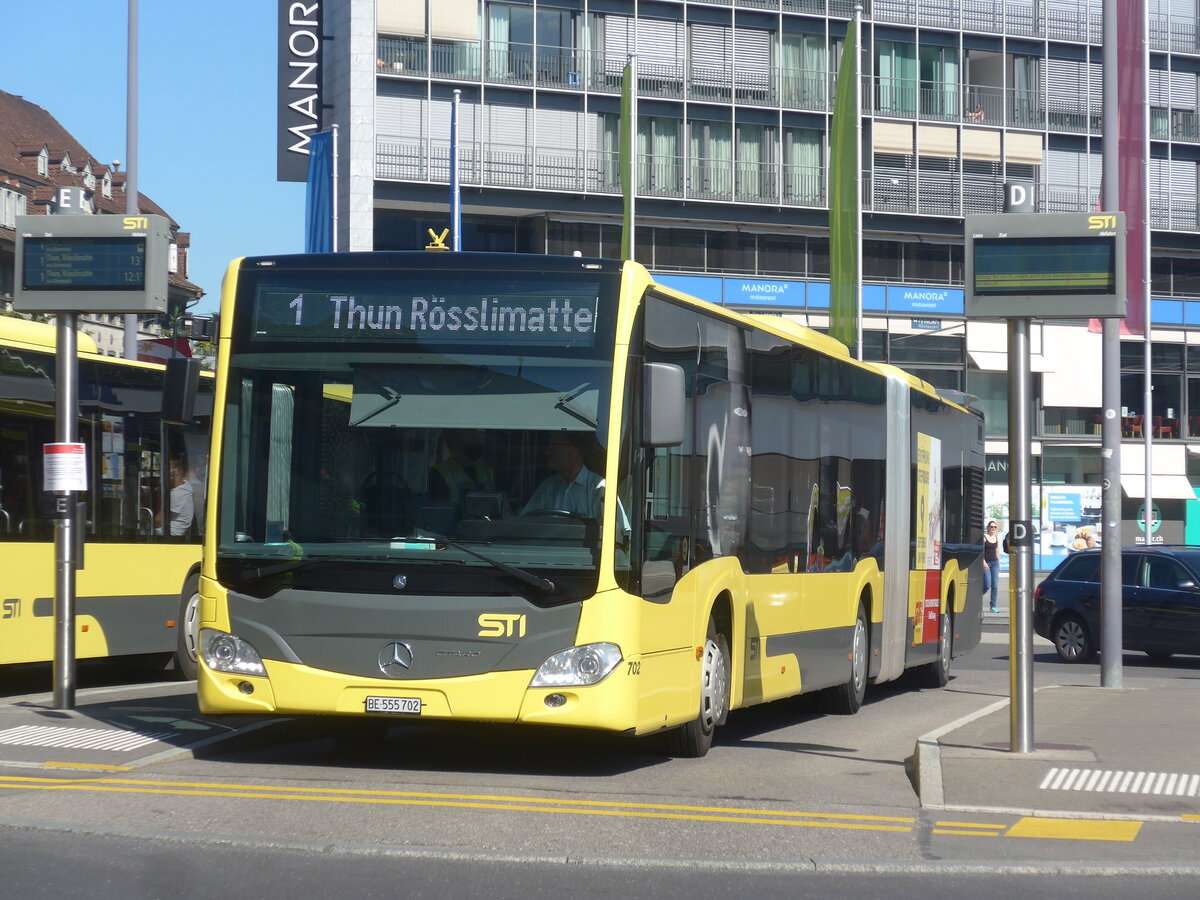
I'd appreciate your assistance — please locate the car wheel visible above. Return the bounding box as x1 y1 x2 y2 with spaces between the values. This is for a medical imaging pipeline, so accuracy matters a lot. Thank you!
1053 613 1095 663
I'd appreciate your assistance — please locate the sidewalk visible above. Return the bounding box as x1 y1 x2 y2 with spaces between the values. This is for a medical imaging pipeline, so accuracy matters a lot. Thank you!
920 570 1200 819
0 681 265 770
915 677 1200 819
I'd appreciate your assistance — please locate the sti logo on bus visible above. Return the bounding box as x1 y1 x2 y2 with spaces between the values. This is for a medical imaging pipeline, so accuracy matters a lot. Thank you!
123 216 149 230
478 614 526 638
1088 215 1118 230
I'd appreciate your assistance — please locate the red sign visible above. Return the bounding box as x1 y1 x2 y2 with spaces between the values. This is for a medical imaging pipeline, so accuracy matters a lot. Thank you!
920 570 941 644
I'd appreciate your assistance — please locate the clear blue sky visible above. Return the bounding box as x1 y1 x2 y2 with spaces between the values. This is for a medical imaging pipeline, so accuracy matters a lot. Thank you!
6 1 305 315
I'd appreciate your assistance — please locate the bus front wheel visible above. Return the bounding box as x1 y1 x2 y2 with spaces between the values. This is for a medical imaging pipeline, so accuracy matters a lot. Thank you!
665 619 729 758
174 574 200 681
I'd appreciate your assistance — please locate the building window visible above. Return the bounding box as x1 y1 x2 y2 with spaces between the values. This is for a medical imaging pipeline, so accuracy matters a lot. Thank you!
638 116 682 195
876 40 917 116
1 187 27 228
689 120 732 199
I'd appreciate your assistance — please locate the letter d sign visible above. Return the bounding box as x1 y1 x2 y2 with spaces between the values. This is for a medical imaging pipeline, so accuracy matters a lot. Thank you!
1003 182 1035 213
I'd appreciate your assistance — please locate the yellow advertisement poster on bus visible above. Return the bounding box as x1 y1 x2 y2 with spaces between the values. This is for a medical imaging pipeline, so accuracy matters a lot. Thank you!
915 432 942 569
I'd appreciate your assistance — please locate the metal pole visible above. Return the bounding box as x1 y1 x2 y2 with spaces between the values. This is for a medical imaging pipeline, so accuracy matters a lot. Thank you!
1140 0 1154 567
1008 318 1034 752
123 0 139 360
854 4 864 362
451 91 461 251
53 315 79 710
1100 0 1123 687
330 123 340 253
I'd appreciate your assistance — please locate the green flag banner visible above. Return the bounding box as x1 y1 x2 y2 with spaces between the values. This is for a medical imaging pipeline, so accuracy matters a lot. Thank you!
829 16 860 349
619 58 635 260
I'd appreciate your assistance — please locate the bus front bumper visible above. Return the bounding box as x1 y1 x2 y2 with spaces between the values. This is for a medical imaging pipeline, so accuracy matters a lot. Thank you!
197 656 643 733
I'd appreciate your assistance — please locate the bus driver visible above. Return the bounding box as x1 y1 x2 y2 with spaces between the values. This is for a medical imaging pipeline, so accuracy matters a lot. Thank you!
521 432 604 520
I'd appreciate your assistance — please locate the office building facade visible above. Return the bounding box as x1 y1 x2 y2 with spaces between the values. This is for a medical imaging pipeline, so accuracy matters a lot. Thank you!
310 0 1200 566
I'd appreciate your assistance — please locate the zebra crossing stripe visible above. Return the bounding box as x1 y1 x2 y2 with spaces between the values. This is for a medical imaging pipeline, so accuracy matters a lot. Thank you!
1040 767 1200 798
0 725 172 753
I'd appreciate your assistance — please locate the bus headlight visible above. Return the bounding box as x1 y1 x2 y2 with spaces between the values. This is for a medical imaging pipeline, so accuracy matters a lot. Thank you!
200 628 267 676
530 643 622 687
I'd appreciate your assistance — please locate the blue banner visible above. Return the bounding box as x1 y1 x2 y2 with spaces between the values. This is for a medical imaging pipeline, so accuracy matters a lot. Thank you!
304 130 333 253
887 286 963 315
653 274 724 304
724 277 804 308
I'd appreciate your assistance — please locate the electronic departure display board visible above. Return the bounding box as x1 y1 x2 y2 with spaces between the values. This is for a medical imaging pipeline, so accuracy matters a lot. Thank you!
13 214 170 313
245 271 616 352
964 212 1126 319
21 236 147 291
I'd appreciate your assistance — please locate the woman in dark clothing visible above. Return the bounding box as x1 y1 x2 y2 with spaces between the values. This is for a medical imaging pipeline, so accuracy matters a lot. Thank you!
983 520 1001 613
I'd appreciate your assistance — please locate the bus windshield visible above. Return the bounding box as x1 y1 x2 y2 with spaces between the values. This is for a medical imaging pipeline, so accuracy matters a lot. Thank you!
217 264 623 595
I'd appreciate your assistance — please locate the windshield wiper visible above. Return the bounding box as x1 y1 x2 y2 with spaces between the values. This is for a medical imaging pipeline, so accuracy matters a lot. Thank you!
238 554 381 583
236 544 554 594
431 537 555 594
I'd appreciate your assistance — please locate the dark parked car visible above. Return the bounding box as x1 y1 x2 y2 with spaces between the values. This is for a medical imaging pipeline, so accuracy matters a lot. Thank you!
1034 547 1200 663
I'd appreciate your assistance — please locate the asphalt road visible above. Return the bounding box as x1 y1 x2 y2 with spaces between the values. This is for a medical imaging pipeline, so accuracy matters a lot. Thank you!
1 626 1198 896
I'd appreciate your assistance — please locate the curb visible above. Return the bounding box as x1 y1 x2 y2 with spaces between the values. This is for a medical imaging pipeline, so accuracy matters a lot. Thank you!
914 695 1012 807
2 815 1200 877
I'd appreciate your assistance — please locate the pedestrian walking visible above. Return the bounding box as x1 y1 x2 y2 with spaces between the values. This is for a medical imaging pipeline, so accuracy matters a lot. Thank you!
983 520 1001 613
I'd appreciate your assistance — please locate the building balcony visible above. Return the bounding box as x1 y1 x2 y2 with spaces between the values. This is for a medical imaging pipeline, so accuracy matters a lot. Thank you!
378 38 1200 148
375 137 1198 232
375 139 833 208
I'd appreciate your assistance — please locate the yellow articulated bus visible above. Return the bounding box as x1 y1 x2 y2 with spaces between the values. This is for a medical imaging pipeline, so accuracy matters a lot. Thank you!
198 252 984 756
0 317 211 677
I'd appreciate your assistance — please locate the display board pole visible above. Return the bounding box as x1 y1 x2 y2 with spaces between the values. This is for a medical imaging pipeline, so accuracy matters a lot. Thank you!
52 314 79 710
1100 0 1124 688
1008 318 1034 753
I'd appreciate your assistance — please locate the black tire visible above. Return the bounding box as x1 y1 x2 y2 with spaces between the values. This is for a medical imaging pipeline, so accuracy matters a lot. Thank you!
916 612 953 689
664 619 730 758
174 573 200 680
821 603 868 715
1053 613 1096 663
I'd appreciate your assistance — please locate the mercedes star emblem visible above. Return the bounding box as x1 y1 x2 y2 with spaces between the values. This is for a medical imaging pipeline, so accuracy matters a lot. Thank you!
393 574 408 590
378 641 414 677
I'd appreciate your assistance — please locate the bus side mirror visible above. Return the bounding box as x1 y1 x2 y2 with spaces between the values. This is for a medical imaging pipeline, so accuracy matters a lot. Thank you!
162 357 201 425
643 362 685 447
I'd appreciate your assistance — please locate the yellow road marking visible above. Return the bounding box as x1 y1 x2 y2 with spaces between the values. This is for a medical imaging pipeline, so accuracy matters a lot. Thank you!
43 761 132 772
935 820 1005 830
933 829 1002 837
0 776 912 833
1183 814 1200 822
1006 817 1142 842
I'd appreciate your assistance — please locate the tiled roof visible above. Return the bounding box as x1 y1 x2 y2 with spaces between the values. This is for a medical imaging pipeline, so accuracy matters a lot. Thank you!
0 89 177 226
0 89 199 296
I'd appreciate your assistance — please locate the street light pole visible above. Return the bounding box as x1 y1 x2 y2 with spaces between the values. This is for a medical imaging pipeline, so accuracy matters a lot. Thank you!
123 0 140 361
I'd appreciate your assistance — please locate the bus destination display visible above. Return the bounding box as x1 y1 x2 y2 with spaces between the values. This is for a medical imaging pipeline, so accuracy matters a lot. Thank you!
972 236 1116 296
252 286 602 348
21 237 147 291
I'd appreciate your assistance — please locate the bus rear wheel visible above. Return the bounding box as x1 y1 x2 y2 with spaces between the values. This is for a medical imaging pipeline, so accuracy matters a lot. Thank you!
916 612 953 688
665 619 729 758
821 603 868 715
174 574 200 681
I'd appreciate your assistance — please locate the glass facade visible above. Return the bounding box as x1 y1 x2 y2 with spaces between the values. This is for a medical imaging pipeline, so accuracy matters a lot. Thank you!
361 0 1200 565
